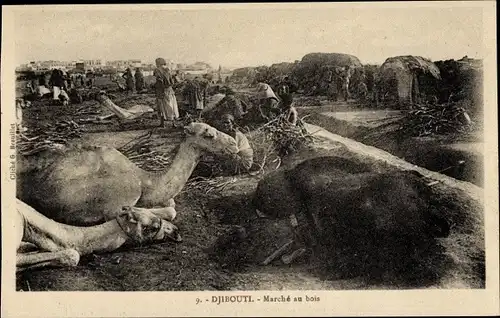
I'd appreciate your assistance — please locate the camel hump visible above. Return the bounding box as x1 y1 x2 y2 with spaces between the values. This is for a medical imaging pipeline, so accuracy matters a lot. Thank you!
292 156 373 175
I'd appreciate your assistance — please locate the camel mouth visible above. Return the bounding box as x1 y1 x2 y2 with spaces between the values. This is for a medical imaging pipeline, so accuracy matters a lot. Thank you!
166 232 183 243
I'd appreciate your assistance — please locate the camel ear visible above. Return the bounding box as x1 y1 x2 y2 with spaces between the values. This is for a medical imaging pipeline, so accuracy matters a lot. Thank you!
128 215 138 224
122 209 138 224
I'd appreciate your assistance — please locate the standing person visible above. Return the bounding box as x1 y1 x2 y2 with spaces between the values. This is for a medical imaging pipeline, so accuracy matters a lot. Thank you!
49 69 65 103
86 70 95 88
154 57 180 128
182 78 204 118
80 73 86 87
174 70 182 84
122 68 135 93
357 82 368 101
198 76 210 114
134 67 145 92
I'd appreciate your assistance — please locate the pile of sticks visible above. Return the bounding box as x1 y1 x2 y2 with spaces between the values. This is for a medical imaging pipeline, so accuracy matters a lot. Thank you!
117 131 173 171
17 120 83 156
183 176 237 195
258 115 315 157
398 101 474 137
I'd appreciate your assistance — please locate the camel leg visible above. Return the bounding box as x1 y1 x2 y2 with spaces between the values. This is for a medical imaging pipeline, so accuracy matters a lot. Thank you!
97 95 135 120
132 206 177 221
18 242 38 253
17 249 80 272
167 198 176 209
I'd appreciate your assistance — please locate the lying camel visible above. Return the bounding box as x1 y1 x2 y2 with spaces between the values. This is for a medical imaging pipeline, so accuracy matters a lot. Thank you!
95 92 154 121
250 156 451 281
17 122 239 226
16 199 182 272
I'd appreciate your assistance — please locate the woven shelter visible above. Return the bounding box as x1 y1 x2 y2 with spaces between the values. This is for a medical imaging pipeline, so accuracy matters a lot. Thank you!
291 52 363 93
434 56 483 115
376 56 441 108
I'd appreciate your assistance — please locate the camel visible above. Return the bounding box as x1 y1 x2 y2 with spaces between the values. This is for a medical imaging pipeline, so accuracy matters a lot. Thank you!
249 156 451 282
17 122 239 226
95 92 154 121
16 199 182 272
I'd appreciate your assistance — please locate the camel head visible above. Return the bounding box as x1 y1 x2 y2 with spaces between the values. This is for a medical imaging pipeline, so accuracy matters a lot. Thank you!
117 206 182 243
183 122 239 156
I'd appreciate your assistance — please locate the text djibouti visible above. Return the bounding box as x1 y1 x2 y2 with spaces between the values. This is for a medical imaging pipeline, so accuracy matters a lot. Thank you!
212 295 254 305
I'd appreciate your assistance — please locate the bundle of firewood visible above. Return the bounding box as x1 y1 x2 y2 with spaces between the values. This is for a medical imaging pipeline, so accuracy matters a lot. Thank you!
17 120 83 156
398 101 474 137
256 115 315 157
117 131 173 171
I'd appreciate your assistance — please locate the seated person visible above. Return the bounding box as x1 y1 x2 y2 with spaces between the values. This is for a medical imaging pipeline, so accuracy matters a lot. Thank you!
281 95 298 126
255 83 280 121
284 104 299 126
218 114 254 173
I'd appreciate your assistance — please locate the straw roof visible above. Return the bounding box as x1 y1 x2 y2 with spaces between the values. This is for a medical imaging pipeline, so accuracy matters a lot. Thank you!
379 55 441 80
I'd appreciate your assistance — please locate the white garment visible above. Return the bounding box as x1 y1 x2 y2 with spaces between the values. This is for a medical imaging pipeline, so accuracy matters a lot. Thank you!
53 86 61 100
59 90 69 101
38 85 51 96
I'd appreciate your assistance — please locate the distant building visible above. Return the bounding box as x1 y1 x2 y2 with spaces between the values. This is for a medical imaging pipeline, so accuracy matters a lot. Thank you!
83 59 103 67
129 59 142 68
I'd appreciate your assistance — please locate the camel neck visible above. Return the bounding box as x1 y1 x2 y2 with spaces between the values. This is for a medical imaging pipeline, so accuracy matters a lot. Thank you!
22 207 129 255
140 142 201 206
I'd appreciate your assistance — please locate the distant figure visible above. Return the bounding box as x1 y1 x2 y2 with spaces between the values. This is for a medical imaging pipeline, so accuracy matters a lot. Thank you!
217 87 249 120
154 57 180 128
37 72 51 97
218 114 254 174
122 68 135 93
182 79 204 118
16 98 27 132
134 68 145 92
198 76 210 109
49 69 65 102
80 73 86 87
174 70 183 84
204 85 227 110
327 78 338 101
86 71 94 87
256 82 281 121
357 82 368 101
276 77 291 100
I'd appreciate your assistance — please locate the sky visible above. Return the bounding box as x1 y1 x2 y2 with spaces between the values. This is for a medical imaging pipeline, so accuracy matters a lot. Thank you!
11 4 484 68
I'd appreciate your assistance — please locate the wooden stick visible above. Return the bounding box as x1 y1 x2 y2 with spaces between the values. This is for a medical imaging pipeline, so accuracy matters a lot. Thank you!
261 240 294 266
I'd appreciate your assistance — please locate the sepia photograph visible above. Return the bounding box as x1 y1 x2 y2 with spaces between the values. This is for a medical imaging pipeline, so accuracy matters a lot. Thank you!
1 2 498 317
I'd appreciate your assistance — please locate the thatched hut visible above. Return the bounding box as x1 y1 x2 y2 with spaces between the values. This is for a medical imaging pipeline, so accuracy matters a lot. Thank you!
376 56 441 108
434 56 483 116
291 52 363 95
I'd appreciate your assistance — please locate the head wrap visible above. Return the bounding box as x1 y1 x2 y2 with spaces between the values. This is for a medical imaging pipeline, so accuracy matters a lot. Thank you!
155 58 167 66
256 82 279 100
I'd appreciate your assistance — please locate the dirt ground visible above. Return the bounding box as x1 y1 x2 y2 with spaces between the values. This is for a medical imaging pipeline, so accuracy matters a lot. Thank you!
16 90 485 291
297 103 484 186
